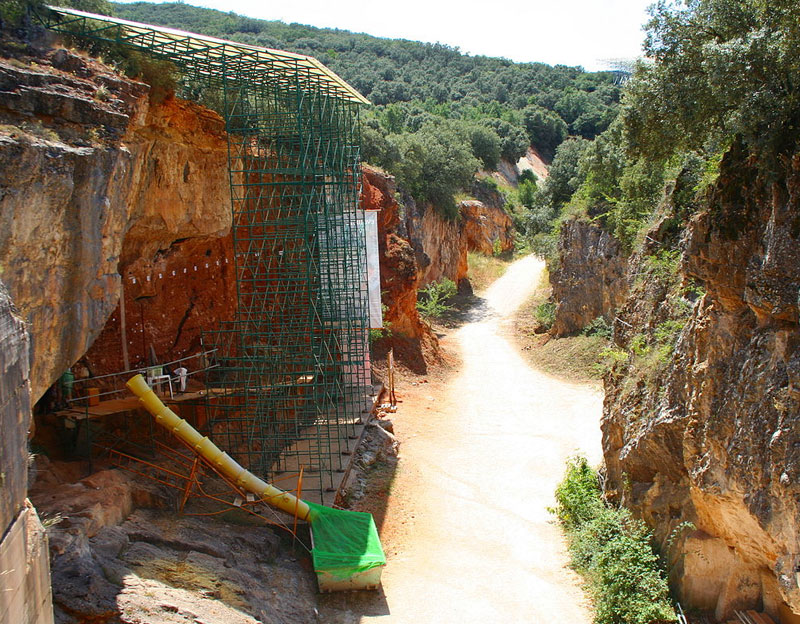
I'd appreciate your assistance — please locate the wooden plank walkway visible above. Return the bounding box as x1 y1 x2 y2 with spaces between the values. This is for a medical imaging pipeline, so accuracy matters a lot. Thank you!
54 388 226 420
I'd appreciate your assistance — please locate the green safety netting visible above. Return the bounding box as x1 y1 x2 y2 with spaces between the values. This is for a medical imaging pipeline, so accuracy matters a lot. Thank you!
307 502 386 579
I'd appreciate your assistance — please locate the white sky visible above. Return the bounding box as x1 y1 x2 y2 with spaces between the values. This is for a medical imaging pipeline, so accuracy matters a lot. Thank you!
115 0 654 71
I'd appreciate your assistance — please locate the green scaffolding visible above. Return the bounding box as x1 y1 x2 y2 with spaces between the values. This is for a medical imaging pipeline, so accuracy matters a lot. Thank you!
40 7 373 499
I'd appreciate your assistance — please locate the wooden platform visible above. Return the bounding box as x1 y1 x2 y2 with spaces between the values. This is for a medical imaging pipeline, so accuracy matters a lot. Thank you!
55 383 383 508
730 611 777 624
54 388 226 421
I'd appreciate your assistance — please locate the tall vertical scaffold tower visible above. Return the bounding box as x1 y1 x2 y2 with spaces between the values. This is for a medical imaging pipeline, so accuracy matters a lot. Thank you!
40 6 374 500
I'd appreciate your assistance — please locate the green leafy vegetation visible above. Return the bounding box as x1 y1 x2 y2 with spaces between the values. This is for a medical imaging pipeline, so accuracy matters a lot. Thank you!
519 0 800 259
369 303 392 344
1 0 111 28
378 120 480 220
114 50 179 103
581 316 612 340
109 2 621 217
416 278 457 320
0 0 44 27
534 301 556 330
552 457 674 624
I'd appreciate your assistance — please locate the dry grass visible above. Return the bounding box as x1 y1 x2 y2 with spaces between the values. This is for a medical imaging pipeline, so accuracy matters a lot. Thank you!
467 251 512 293
524 335 607 383
513 269 607 385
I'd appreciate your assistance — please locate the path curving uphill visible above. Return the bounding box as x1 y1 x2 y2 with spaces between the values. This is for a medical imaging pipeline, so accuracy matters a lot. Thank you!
323 254 603 622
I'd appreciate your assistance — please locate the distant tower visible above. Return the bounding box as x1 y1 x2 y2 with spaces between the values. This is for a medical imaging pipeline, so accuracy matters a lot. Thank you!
597 58 638 85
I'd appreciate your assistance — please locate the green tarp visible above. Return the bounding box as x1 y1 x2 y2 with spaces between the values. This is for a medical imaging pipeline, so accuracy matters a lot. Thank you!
308 502 386 579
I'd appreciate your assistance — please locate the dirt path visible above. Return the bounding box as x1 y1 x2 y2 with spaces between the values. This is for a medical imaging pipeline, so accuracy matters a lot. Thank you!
323 255 603 623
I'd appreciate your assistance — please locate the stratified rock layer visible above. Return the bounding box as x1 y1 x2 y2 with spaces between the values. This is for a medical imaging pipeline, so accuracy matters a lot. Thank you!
461 199 514 256
0 280 53 624
404 196 468 289
29 462 318 624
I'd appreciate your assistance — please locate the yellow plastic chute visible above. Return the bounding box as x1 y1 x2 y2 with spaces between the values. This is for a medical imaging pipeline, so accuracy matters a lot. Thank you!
126 374 311 521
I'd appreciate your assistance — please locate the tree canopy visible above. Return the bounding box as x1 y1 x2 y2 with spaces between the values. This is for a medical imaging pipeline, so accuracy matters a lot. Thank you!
107 2 622 214
623 0 800 164
526 0 800 255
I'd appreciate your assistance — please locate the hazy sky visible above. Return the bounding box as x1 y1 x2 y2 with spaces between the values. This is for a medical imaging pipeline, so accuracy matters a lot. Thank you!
115 0 655 70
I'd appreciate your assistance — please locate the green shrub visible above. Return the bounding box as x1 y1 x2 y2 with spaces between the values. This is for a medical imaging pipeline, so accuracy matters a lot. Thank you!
582 316 612 339
644 249 681 285
119 51 179 104
416 278 457 319
518 177 538 208
552 456 602 529
529 231 558 266
492 238 502 257
553 457 675 624
534 301 556 329
369 303 392 342
0 0 44 27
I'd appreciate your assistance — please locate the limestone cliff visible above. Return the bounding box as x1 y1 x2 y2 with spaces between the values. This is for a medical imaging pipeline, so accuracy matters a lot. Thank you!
0 280 53 624
599 141 800 622
461 200 514 257
550 218 628 336
402 194 513 289
0 45 233 399
403 195 468 289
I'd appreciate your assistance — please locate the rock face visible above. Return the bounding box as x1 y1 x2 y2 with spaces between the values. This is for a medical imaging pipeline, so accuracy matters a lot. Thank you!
361 165 425 339
0 280 54 624
404 196 468 289
28 462 318 624
0 47 232 399
460 199 514 256
82 234 236 378
600 142 800 622
550 218 628 336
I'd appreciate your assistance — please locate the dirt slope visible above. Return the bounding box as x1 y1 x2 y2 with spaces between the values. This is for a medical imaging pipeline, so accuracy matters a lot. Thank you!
322 255 603 622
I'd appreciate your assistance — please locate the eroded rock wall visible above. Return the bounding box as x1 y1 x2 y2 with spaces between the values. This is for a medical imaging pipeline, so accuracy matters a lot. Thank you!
361 165 425 338
404 196 468 289
0 280 53 624
0 47 232 398
461 199 514 256
550 218 628 336
601 142 800 622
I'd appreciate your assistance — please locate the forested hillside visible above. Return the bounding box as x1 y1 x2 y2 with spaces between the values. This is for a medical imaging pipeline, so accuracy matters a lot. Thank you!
111 2 619 129
108 2 621 218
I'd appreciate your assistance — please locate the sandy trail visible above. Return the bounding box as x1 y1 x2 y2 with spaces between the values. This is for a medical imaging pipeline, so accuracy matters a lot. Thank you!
324 255 603 623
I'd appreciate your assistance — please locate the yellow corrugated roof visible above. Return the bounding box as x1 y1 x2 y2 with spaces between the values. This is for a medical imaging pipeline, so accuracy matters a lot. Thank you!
45 5 370 105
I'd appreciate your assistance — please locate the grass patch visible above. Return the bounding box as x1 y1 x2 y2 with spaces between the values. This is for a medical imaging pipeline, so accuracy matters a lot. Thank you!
534 301 556 329
467 251 511 293
553 457 674 624
531 335 609 381
513 274 608 383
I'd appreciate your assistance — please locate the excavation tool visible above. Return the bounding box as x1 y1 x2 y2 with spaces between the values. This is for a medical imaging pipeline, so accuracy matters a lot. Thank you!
126 374 386 592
